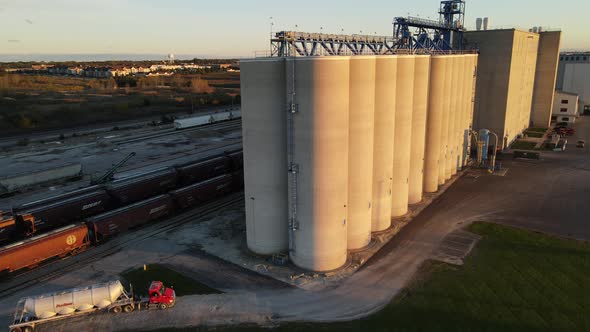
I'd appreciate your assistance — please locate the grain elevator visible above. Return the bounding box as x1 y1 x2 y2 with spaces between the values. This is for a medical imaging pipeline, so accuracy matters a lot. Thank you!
241 51 478 271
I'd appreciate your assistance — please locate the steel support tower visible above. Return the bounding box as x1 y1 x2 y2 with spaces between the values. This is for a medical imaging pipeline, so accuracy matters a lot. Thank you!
393 0 465 51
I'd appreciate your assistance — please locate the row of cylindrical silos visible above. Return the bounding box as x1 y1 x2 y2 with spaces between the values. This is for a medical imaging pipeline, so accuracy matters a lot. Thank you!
240 54 478 272
423 55 478 193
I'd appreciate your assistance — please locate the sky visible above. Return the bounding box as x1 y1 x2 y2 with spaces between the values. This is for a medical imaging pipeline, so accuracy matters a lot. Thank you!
0 0 588 60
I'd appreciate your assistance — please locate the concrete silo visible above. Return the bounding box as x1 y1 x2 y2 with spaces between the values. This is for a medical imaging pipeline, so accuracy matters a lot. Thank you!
371 56 398 232
240 58 288 255
391 55 416 217
453 55 466 173
447 55 461 178
408 55 431 204
468 54 479 166
439 56 454 185
423 56 447 193
348 56 376 250
461 54 477 167
289 57 350 271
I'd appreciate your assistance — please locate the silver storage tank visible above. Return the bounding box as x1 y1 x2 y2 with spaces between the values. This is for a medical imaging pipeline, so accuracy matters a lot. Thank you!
240 58 288 255
408 55 431 204
289 57 350 271
348 56 376 250
391 55 416 217
423 56 447 193
371 56 398 232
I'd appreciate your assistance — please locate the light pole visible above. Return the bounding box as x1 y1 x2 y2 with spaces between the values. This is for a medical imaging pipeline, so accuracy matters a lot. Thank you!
269 17 274 55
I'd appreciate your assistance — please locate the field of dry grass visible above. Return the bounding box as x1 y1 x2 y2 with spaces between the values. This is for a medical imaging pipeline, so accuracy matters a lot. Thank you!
0 72 240 136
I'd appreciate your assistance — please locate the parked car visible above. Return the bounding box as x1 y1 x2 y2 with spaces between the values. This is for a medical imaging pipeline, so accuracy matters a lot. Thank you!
576 140 585 148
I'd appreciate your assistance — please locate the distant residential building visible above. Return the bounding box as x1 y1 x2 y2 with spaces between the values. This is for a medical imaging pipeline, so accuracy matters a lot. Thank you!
67 66 84 76
552 91 579 123
48 65 69 75
83 67 113 78
110 67 131 77
147 72 174 77
31 64 52 71
150 64 182 71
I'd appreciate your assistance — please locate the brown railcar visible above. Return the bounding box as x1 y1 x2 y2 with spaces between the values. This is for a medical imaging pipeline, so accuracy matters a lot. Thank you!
16 190 111 235
106 168 178 205
176 156 232 186
13 185 105 212
231 170 244 191
87 194 174 241
169 174 234 209
226 150 243 170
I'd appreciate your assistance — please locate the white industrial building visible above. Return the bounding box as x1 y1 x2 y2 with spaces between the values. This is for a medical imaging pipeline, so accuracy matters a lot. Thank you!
552 91 579 123
557 52 590 112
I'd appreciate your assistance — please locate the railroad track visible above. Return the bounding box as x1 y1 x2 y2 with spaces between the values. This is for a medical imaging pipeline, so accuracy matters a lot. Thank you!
113 119 242 146
0 192 244 298
114 141 242 177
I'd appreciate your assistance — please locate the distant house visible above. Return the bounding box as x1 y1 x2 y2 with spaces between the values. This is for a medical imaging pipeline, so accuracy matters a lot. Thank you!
83 67 113 78
67 67 84 76
137 66 151 73
31 64 51 72
150 64 182 71
552 91 579 123
48 65 68 75
110 67 131 77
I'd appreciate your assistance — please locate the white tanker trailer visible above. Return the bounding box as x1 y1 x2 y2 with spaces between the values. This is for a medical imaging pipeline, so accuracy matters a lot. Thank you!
8 280 175 332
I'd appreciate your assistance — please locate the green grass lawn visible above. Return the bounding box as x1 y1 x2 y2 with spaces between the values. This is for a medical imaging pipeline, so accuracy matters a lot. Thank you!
120 264 221 297
511 140 538 150
151 222 590 332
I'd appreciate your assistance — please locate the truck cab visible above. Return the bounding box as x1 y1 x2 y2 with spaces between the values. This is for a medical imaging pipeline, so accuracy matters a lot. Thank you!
148 281 176 309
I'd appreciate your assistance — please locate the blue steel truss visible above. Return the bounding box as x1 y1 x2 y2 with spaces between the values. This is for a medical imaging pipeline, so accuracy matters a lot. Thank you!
393 0 465 51
270 31 398 57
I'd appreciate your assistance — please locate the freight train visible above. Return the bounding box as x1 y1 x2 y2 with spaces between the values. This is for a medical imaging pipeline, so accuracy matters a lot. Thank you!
0 149 243 243
0 149 243 275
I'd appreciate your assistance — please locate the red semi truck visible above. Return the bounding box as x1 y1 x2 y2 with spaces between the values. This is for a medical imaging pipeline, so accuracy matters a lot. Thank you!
8 280 176 332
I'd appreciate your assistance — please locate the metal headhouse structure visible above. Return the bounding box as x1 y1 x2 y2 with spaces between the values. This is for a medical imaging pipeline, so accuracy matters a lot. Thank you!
393 0 466 51
269 0 467 57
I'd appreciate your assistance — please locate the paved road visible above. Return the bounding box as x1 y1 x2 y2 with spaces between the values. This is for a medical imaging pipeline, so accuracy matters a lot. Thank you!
24 118 590 330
